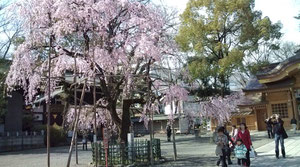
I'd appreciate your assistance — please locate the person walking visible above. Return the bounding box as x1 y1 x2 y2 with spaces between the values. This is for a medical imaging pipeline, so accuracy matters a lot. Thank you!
215 128 229 167
273 115 288 159
290 117 297 134
265 118 274 138
166 125 172 142
237 123 252 167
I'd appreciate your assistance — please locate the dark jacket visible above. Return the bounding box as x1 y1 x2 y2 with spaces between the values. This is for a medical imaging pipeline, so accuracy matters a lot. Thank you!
265 119 273 129
166 126 171 136
273 120 284 135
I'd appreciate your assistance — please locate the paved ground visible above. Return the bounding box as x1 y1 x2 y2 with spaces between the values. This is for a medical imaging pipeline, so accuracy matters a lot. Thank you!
0 145 93 167
155 131 300 167
252 134 300 167
0 131 299 167
150 131 273 167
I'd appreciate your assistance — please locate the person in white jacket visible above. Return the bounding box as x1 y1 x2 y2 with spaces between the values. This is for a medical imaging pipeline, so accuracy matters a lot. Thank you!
231 125 238 143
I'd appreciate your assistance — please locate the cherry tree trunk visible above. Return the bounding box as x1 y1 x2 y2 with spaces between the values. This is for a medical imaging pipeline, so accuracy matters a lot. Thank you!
119 99 145 142
120 100 131 143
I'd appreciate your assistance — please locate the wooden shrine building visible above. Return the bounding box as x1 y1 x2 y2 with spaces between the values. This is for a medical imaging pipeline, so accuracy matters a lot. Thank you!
235 51 300 131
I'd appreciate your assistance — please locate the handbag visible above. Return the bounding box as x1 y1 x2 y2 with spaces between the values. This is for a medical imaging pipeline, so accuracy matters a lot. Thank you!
249 146 257 158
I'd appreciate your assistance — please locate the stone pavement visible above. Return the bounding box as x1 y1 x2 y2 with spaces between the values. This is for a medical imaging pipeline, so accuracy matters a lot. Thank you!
251 135 300 167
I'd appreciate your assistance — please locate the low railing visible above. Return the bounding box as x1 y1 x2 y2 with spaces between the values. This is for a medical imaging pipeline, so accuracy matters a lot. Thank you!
92 138 161 166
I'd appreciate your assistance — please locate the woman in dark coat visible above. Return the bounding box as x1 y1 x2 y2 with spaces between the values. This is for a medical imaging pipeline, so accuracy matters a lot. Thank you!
166 125 172 142
237 123 252 167
273 115 287 159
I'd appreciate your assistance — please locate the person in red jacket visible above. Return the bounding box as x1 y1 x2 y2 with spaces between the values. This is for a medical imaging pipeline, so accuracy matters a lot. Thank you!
237 123 252 167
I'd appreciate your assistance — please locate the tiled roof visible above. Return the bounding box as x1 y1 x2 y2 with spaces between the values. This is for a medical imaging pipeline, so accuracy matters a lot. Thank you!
243 76 266 91
257 51 300 79
231 111 253 117
243 76 295 92
256 63 279 76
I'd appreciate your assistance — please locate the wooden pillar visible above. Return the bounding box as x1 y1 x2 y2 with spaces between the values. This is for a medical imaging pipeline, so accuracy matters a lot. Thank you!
290 88 299 128
253 107 259 131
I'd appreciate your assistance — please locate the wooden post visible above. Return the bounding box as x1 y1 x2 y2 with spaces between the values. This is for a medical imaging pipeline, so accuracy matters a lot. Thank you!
149 110 154 166
290 88 299 129
74 54 78 164
170 101 177 161
145 59 154 166
46 35 53 167
93 47 98 167
289 88 297 119
253 107 258 131
75 131 78 164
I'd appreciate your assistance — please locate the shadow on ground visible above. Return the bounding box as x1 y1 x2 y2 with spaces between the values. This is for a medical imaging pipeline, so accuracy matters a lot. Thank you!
157 155 218 167
0 145 92 156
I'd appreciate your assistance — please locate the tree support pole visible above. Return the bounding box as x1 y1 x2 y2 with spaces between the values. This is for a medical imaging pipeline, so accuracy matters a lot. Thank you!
145 59 154 166
47 35 53 167
170 102 177 161
66 80 87 167
93 51 98 167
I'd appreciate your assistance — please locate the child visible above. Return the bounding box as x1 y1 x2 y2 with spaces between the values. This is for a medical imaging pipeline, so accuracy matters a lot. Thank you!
234 139 248 166
215 128 228 167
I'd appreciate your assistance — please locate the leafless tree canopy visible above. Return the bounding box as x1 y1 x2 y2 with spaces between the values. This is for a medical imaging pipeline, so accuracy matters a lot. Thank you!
0 1 22 59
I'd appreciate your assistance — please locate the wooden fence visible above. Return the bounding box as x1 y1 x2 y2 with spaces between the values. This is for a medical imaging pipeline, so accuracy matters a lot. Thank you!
92 139 161 166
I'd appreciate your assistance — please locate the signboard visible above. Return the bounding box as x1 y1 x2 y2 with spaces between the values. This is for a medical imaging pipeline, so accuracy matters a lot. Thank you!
67 131 73 138
34 113 43 121
103 128 109 167
103 128 109 149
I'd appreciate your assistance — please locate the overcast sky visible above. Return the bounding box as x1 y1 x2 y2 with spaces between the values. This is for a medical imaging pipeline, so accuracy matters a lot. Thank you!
154 0 300 44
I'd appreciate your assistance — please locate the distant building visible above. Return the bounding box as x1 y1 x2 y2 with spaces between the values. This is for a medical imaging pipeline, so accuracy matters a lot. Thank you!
131 95 203 135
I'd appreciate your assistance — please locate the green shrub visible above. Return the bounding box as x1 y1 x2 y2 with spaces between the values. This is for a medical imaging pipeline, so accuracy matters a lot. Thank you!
34 124 67 147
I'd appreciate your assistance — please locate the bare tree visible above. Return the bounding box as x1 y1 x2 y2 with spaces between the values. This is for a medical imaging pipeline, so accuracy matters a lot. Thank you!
0 1 22 59
273 41 299 62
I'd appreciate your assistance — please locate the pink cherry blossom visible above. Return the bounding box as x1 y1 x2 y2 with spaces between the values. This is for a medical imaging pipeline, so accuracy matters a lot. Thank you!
199 92 249 125
65 105 117 135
